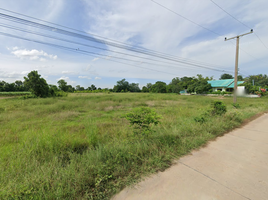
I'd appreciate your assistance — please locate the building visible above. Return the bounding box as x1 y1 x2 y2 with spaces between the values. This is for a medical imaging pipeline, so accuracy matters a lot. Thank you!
207 79 244 92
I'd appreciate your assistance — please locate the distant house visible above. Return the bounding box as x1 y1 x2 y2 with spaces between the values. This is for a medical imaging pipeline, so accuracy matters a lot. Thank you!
207 79 244 92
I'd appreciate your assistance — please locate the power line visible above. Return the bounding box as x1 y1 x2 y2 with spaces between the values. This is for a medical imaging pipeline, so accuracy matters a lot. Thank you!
0 8 227 69
210 0 268 50
0 23 231 72
150 0 221 36
150 0 265 62
0 12 233 72
210 0 251 29
0 31 177 76
0 30 231 73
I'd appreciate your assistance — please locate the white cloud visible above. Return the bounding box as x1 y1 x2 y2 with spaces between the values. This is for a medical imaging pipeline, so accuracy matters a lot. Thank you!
10 48 58 62
57 76 69 81
78 76 91 79
95 77 101 80
62 71 76 74
92 58 99 62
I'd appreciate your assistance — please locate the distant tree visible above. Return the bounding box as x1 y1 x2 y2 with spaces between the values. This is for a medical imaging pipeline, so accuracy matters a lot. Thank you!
220 73 233 80
237 75 244 81
129 83 141 92
48 84 59 96
67 85 75 92
57 79 68 92
97 87 102 90
76 85 81 91
91 84 97 91
141 86 149 93
0 81 5 91
24 70 49 97
150 81 167 93
113 79 129 92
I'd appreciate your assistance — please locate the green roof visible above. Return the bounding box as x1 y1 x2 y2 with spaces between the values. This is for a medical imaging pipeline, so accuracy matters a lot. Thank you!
207 79 244 88
227 81 244 88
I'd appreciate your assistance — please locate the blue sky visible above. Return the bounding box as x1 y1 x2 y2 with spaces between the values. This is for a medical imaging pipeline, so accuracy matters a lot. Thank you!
0 0 268 89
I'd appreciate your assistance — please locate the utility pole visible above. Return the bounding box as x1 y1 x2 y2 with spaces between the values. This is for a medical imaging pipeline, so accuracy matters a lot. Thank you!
225 29 253 103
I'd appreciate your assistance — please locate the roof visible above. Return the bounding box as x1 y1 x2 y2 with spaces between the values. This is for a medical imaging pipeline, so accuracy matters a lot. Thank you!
207 79 244 88
227 81 244 88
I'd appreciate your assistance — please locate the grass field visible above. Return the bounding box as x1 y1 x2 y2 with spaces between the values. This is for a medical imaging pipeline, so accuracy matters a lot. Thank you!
0 93 267 199
0 92 31 97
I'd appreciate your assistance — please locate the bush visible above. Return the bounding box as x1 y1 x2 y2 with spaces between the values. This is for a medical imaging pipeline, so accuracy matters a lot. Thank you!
232 103 240 109
124 107 161 136
18 94 38 99
211 101 227 115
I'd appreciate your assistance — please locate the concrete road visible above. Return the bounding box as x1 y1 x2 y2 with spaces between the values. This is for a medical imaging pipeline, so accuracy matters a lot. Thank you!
113 114 268 200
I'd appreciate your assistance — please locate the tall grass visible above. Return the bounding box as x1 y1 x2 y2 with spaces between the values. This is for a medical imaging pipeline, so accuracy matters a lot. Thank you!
0 92 31 96
0 93 268 199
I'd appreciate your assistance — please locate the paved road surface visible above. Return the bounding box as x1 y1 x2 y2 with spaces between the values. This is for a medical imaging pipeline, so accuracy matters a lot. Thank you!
113 114 268 200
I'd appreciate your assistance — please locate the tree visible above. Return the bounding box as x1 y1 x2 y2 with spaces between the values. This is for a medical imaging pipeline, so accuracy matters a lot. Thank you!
141 86 149 93
237 75 244 81
67 85 75 92
91 84 97 91
129 83 141 92
150 81 167 93
220 73 233 80
113 79 129 92
57 79 68 92
24 70 49 97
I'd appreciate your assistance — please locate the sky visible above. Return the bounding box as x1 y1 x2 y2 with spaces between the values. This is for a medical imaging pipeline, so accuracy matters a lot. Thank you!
0 0 267 89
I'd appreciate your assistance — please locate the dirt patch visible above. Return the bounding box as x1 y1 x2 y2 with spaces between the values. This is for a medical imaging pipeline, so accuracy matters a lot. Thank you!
0 97 14 99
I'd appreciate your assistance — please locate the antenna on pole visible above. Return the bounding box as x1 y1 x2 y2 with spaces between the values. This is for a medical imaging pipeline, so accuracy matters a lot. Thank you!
225 29 253 103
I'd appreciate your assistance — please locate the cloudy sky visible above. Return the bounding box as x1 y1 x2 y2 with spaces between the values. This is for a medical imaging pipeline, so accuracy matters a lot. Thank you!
0 0 267 88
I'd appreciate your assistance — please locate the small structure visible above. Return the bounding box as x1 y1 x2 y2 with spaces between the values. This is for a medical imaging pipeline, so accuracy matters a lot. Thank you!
207 79 244 92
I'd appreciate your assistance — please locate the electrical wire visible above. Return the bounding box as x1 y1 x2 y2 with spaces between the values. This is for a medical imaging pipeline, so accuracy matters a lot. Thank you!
0 11 232 71
151 0 221 36
0 31 178 76
210 0 268 50
0 23 234 72
1 31 231 76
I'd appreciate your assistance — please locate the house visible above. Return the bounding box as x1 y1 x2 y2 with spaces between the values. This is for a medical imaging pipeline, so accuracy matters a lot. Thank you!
207 79 244 92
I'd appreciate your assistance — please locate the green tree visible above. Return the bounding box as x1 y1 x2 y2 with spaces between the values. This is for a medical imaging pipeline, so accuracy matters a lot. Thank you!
91 84 97 91
150 81 167 93
113 79 129 92
141 86 149 92
237 75 244 81
24 71 49 97
220 73 233 80
57 79 68 92
129 83 141 92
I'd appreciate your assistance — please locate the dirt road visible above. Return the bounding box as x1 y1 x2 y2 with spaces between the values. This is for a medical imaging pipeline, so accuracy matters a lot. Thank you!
113 114 268 200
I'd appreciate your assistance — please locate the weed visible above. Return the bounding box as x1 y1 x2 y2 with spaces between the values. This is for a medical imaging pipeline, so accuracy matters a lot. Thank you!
0 93 268 199
211 101 227 115
124 107 161 136
232 103 241 109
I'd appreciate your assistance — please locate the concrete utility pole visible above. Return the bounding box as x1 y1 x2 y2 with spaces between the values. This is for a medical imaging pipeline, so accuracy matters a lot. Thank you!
225 29 253 103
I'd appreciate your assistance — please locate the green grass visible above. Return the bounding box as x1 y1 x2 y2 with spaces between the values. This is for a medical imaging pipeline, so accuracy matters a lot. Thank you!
0 92 31 96
0 93 268 199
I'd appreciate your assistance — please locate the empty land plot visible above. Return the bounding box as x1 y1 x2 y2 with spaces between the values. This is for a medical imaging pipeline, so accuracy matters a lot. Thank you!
0 93 268 199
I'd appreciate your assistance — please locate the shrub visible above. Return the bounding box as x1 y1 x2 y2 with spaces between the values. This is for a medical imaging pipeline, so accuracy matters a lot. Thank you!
211 101 227 115
124 107 161 136
18 94 38 99
232 103 240 109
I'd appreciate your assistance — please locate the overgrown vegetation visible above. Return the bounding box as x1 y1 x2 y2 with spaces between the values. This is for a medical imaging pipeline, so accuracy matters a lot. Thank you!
0 92 31 96
124 107 161 136
0 93 268 199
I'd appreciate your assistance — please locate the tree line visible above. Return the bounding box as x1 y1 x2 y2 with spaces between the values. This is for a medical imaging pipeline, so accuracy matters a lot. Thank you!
1 71 267 97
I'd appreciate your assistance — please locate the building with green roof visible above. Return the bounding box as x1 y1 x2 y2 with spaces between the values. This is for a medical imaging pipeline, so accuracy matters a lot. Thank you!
207 79 244 92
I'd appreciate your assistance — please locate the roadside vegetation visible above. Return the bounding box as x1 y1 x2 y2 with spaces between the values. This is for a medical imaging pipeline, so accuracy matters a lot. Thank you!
2 72 268 96
1 93 268 199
